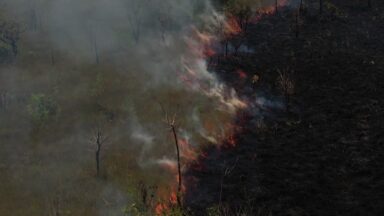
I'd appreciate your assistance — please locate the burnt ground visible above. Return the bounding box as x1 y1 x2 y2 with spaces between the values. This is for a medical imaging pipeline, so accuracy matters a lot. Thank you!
185 2 384 216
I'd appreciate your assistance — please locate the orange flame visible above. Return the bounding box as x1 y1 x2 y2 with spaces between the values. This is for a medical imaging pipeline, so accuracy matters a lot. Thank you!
224 15 242 36
155 203 168 215
237 69 247 79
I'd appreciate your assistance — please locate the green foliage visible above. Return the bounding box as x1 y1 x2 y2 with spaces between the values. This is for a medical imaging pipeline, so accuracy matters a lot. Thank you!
0 18 22 56
27 94 58 125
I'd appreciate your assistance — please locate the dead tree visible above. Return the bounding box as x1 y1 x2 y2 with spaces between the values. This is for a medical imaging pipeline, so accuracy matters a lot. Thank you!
50 48 55 65
28 1 38 31
159 104 182 208
168 115 182 207
295 10 300 38
93 39 99 64
86 25 100 64
300 0 304 12
236 7 251 33
319 0 323 15
92 126 107 177
275 0 279 14
127 0 147 44
0 91 8 111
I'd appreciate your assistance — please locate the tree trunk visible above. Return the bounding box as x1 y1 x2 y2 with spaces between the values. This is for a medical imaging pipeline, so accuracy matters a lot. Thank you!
96 131 101 177
275 0 278 14
300 0 303 11
171 125 182 207
295 12 299 38
225 42 228 57
51 49 55 65
285 92 290 113
320 0 323 15
11 41 17 56
94 40 99 64
0 91 7 111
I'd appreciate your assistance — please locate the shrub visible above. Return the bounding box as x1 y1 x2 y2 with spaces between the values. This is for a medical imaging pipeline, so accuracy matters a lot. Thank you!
27 94 58 125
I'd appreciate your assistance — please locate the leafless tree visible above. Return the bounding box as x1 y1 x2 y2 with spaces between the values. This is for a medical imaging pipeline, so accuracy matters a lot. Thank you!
28 0 38 31
127 0 148 44
93 38 100 64
159 103 182 208
275 0 279 14
0 91 8 111
91 125 108 177
157 3 172 43
86 24 100 64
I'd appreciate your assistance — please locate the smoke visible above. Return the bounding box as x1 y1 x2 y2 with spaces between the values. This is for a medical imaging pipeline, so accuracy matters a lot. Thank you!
0 0 251 214
0 0 298 214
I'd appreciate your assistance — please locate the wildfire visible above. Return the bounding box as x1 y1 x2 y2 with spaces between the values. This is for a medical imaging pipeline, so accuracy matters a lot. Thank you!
237 69 248 79
250 0 289 23
179 138 197 162
224 15 242 36
154 1 290 214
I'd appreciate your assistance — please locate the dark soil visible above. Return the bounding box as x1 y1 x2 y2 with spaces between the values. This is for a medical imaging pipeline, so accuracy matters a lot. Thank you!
185 2 384 216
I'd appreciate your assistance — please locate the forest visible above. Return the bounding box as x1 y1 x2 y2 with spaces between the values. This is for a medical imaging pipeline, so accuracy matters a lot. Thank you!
0 0 383 215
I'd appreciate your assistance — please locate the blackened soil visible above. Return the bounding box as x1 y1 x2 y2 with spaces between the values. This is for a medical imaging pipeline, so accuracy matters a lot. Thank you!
185 2 384 216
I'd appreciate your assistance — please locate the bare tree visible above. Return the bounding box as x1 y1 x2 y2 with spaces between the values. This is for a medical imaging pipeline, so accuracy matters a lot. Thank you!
157 2 172 43
93 38 100 64
159 104 182 208
127 0 148 44
86 24 100 64
0 91 8 111
50 48 55 65
275 0 279 14
300 0 304 12
91 125 108 177
28 0 38 31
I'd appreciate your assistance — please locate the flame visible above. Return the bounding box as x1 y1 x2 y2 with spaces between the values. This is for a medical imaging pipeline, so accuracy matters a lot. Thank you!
169 192 178 204
153 0 291 212
155 203 168 215
179 138 197 162
237 69 248 79
224 15 242 36
250 0 289 23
